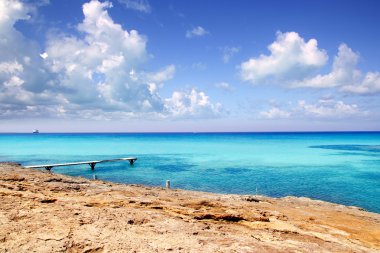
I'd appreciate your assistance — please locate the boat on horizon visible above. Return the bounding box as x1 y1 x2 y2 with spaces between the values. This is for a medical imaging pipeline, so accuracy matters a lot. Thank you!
32 129 39 134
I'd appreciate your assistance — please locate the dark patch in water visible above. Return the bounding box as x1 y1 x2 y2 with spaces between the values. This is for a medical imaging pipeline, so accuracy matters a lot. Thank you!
328 152 380 158
356 172 380 182
310 145 380 153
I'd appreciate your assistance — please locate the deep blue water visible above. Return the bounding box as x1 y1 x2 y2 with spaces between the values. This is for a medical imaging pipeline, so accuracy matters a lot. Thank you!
0 132 379 213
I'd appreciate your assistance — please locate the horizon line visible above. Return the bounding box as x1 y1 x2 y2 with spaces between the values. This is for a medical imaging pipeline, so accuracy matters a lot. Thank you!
0 130 379 134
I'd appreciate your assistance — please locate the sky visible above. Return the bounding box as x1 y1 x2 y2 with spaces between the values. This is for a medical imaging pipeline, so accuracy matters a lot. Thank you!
0 0 380 132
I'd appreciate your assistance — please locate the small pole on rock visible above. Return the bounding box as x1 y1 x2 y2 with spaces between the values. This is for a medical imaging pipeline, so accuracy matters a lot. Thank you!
93 174 97 180
166 180 171 189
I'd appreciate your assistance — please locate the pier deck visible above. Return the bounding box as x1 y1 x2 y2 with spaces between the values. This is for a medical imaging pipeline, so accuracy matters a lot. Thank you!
24 157 137 171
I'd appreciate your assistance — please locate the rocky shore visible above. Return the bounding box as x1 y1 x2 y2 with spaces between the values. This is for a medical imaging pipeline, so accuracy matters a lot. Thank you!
0 162 379 252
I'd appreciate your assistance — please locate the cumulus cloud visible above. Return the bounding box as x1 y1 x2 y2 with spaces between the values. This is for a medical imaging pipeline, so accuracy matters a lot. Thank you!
44 1 179 116
0 0 57 118
240 32 380 95
145 64 175 83
292 44 361 88
260 107 291 119
341 72 380 94
0 0 29 29
0 0 221 120
292 44 380 94
297 99 361 118
240 31 328 84
186 26 209 38
118 0 151 13
221 46 240 63
43 0 156 113
164 88 222 118
258 98 364 120
0 61 23 74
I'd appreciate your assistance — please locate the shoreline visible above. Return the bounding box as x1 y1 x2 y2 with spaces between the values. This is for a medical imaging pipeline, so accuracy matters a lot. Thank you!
1 162 379 252
20 161 380 215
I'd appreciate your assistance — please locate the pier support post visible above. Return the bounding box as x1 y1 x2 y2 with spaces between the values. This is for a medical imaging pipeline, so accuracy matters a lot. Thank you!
89 163 96 170
166 180 171 189
45 166 53 172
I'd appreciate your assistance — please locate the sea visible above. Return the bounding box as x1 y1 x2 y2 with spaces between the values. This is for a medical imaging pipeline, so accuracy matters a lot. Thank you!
0 132 379 213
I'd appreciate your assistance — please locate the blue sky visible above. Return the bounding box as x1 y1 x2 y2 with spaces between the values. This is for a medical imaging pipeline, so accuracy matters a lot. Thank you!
1 0 380 132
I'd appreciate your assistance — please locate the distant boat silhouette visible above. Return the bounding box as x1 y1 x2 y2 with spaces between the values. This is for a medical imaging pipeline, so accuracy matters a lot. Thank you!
33 129 39 134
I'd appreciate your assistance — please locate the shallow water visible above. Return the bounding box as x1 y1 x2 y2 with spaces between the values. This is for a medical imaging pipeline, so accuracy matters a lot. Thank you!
1 132 379 213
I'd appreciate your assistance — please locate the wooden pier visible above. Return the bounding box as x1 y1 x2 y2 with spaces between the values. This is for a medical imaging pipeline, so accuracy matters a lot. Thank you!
24 157 137 171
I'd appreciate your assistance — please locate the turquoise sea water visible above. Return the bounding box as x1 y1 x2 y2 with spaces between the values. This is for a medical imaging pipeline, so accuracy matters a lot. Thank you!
0 132 379 213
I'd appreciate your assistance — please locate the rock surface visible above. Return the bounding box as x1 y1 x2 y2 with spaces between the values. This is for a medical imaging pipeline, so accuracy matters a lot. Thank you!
0 162 379 252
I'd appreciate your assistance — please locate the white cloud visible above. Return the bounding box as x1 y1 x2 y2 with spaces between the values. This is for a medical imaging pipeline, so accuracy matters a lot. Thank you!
292 44 360 88
146 64 175 83
164 88 222 118
0 0 221 120
221 46 240 63
0 0 30 30
341 72 380 94
0 61 23 74
186 26 209 38
287 43 380 95
240 31 328 84
297 99 360 118
0 0 57 117
118 0 151 13
260 107 291 119
258 98 364 120
215 82 233 91
44 0 159 112
4 75 24 87
239 32 380 95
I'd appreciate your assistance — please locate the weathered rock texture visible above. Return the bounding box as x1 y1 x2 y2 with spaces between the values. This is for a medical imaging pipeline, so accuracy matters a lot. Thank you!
0 163 379 252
